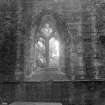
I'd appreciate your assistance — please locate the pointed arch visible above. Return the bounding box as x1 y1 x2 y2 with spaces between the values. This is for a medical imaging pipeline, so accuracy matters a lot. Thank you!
29 11 66 74
35 14 59 68
33 9 68 41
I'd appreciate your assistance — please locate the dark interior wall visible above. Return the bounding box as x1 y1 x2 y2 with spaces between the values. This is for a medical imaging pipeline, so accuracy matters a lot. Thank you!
0 0 105 80
0 0 17 81
0 0 26 81
96 3 105 78
0 81 105 105
81 0 95 79
0 1 18 103
0 83 16 104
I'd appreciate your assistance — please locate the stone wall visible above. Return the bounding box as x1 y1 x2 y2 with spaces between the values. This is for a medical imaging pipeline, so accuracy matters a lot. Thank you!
0 0 17 81
0 0 105 80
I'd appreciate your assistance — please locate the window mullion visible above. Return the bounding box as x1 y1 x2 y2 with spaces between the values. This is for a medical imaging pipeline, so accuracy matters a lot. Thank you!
45 38 49 67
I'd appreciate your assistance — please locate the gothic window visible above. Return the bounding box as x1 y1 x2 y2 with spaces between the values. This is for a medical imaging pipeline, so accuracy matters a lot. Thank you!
35 21 60 70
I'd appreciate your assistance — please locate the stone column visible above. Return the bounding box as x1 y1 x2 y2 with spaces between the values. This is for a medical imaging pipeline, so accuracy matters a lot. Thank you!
66 23 75 80
81 1 95 79
69 17 84 80
15 0 24 81
77 17 85 79
90 4 99 79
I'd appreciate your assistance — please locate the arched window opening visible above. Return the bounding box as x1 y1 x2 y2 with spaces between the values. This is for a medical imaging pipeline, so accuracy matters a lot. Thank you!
35 18 61 71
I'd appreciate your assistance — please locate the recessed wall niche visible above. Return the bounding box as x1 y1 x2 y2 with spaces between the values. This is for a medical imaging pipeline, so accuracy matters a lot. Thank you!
24 12 69 81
